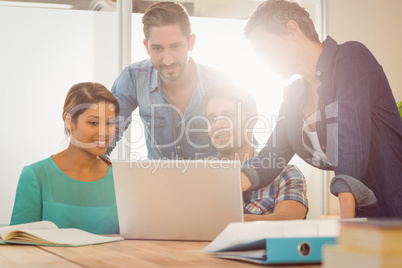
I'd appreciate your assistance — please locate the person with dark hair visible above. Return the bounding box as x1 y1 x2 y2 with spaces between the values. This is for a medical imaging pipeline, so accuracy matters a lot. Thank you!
241 0 402 218
205 85 308 221
11 82 120 234
107 1 229 160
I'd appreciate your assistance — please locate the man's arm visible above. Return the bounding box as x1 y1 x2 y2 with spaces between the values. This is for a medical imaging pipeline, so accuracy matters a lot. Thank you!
244 165 308 221
241 81 303 192
106 66 139 155
244 200 307 221
338 192 356 218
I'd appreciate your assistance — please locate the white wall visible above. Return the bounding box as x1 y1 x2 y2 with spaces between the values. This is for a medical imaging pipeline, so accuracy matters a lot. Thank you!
326 0 402 102
190 0 258 19
0 7 118 224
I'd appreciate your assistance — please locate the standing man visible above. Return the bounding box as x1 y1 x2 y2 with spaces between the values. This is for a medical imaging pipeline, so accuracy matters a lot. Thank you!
107 1 228 159
241 0 402 218
205 85 308 221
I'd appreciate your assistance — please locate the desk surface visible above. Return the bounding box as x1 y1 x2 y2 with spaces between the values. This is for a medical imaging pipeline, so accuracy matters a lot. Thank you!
0 240 322 267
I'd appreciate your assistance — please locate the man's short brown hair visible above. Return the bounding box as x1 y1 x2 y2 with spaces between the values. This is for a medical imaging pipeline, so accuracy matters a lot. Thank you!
142 1 191 40
244 0 320 43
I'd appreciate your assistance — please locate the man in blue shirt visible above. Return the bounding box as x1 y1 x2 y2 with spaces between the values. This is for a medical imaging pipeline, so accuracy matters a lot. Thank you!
240 0 402 218
106 1 228 159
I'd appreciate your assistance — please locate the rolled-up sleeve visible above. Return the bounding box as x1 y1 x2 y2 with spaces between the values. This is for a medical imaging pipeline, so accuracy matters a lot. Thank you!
330 174 378 210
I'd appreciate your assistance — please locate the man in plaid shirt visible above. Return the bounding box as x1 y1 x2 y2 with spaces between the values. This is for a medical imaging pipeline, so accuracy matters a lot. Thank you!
205 85 308 221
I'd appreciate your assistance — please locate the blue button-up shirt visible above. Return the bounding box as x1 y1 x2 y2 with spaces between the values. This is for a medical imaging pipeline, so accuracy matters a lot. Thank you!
107 58 229 159
244 36 402 217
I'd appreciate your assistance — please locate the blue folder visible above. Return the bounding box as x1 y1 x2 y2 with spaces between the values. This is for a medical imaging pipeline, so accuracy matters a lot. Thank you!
211 237 337 264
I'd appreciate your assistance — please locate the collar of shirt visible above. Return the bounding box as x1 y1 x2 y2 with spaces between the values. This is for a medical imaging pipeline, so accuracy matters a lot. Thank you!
316 35 337 85
313 35 339 152
148 57 200 93
148 57 204 123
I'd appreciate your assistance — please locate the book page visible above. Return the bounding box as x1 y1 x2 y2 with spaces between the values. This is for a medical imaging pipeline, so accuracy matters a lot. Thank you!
5 228 123 246
0 221 58 243
203 219 340 252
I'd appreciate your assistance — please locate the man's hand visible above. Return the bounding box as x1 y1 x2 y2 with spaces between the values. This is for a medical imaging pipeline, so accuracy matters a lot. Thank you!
338 192 356 218
241 171 252 192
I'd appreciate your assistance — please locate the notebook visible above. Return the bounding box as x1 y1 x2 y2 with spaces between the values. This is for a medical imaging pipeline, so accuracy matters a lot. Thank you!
112 160 244 241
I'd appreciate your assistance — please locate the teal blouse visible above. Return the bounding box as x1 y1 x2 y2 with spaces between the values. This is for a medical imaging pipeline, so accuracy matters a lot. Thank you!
10 157 119 234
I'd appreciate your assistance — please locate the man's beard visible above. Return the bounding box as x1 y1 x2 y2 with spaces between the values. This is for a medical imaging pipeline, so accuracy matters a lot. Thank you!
158 62 186 83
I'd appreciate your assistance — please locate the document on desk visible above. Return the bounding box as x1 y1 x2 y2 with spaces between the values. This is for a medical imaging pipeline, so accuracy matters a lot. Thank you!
202 219 340 264
0 221 124 247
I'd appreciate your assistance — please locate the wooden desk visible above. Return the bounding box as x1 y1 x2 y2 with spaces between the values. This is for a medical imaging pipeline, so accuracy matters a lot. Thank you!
0 240 322 267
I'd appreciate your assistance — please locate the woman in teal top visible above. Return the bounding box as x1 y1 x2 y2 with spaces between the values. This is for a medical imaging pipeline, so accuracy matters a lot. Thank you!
11 82 120 235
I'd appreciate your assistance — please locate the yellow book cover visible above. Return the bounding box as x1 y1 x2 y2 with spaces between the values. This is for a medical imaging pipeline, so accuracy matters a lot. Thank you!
323 245 402 268
338 219 402 254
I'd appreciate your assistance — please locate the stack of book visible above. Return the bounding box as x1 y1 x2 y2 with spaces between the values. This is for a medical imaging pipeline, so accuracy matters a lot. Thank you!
323 219 402 268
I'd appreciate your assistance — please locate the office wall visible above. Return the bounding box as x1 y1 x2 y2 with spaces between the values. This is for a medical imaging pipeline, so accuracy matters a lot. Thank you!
326 0 402 102
0 7 118 224
190 0 258 19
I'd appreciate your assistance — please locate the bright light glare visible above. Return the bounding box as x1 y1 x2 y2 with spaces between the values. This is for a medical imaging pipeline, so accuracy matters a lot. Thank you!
191 17 289 147
129 15 296 154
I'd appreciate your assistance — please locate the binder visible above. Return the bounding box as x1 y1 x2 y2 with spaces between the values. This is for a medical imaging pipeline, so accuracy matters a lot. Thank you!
210 237 336 264
202 219 350 264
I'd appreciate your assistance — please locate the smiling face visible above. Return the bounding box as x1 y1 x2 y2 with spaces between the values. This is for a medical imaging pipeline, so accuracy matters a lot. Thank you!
66 102 116 156
144 24 195 83
248 25 299 79
206 97 255 155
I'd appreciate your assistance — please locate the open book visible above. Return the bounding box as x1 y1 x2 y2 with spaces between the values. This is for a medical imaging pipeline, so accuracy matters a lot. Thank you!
203 219 365 264
0 221 124 247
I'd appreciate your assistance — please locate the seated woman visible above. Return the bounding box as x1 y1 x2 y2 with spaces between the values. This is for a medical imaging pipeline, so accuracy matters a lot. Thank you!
11 82 120 234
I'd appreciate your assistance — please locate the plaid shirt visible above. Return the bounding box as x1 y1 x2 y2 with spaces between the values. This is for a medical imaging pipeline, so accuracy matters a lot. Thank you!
245 164 308 215
207 154 308 215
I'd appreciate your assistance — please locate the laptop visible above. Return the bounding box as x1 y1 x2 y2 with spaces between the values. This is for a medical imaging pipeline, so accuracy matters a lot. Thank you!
112 160 244 241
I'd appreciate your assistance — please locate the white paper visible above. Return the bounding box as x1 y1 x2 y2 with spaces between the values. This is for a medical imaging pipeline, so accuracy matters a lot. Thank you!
8 228 123 246
0 221 58 241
